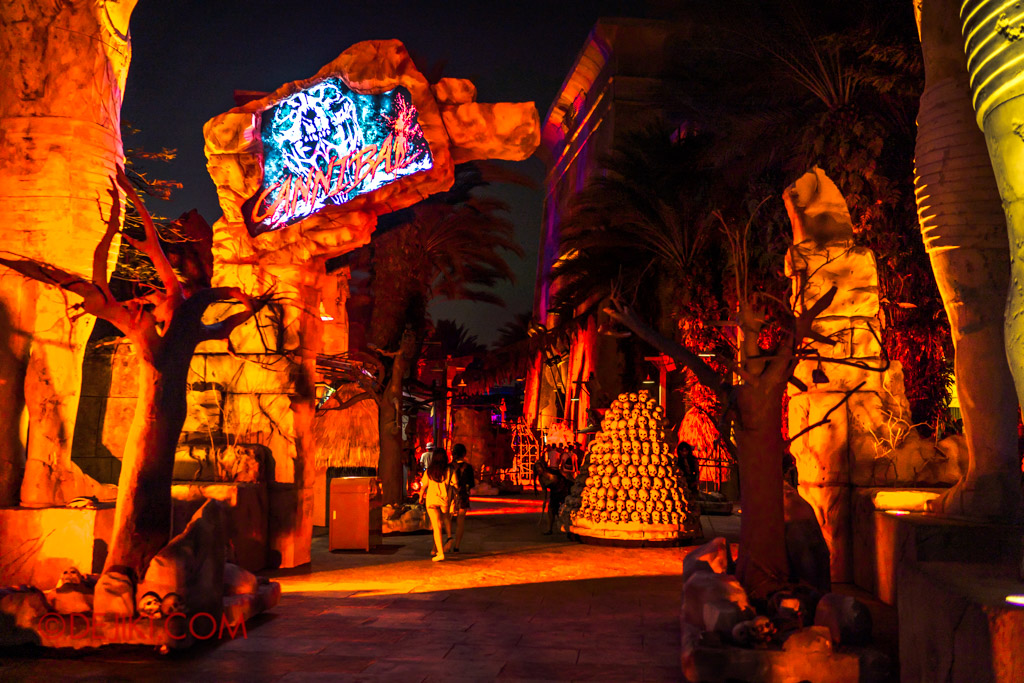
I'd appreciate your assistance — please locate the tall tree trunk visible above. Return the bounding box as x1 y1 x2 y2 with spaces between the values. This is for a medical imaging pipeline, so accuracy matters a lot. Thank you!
378 332 416 506
914 0 1022 521
103 353 191 579
734 379 789 599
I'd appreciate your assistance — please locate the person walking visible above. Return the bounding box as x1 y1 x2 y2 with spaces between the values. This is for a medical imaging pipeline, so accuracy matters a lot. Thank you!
451 443 476 552
420 447 456 561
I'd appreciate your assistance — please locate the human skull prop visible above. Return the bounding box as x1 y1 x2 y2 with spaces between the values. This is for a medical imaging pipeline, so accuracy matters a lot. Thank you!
628 392 639 402
638 428 649 441
641 442 652 456
638 488 649 501
58 567 84 588
641 476 652 489
627 427 638 441
600 510 610 523
630 511 640 522
640 510 651 523
652 510 663 524
631 475 641 489
615 487 627 500
671 511 680 524
138 591 163 618
630 452 641 466
626 465 638 478
161 593 187 617
625 499 636 512
640 454 650 467
657 465 666 478
627 486 638 500
609 510 620 523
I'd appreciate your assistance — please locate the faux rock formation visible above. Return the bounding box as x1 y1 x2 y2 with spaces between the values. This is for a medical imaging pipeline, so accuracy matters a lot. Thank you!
0 0 135 507
201 39 540 567
564 390 701 542
683 536 730 581
785 167 966 582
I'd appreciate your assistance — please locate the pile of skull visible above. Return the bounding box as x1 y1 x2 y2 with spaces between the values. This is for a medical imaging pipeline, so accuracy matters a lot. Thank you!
567 390 689 526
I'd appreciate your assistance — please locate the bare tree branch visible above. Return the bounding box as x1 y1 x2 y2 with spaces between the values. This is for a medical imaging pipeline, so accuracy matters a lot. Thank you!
786 380 865 443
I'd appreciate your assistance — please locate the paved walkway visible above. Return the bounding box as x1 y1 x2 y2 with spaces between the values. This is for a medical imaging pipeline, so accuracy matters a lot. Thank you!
1 495 707 682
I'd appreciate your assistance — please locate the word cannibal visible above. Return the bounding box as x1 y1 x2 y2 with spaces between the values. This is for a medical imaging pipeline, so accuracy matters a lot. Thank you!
37 611 247 642
245 77 433 236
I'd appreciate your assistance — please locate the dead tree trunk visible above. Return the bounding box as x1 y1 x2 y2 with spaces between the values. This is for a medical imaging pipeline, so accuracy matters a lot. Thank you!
0 169 264 581
378 330 416 506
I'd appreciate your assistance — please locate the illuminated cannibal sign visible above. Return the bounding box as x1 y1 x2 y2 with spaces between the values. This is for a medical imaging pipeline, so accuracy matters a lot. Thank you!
245 78 433 236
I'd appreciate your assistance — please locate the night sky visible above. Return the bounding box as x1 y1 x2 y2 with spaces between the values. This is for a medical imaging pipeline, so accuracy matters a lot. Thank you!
122 0 644 345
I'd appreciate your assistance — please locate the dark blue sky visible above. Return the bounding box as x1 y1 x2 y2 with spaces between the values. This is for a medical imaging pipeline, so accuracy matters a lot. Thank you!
122 0 643 345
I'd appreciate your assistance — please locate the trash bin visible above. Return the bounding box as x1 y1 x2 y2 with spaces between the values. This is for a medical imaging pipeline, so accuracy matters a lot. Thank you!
329 476 383 551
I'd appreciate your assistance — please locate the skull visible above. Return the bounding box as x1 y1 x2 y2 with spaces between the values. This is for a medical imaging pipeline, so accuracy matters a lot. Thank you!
627 427 638 441
652 510 663 524
627 486 638 500
271 82 363 176
653 406 664 418
596 486 607 499
617 419 628 431
657 465 666 478
138 591 163 618
640 510 651 523
638 488 649 501
638 389 650 401
631 476 641 489
655 500 665 512
600 511 609 524
625 499 636 512
615 499 626 512
641 476 652 489
628 392 638 402
641 409 651 419
637 415 648 429
615 487 628 500
610 475 621 488
644 499 655 513
646 399 657 409
752 616 776 644
626 465 638 478
161 593 187 617
640 454 651 467
629 452 640 466
617 393 629 402
638 428 649 441
617 464 629 477
58 567 84 587
585 476 595 487
594 498 606 511
601 476 611 489
631 511 641 522
609 510 620 523
641 442 652 456
671 511 680 524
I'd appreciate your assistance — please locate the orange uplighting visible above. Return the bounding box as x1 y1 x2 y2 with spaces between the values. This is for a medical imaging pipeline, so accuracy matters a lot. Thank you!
1006 595 1024 607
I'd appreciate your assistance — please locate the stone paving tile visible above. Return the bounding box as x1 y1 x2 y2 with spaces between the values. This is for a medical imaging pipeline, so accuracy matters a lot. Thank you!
1 495 701 681
447 643 579 664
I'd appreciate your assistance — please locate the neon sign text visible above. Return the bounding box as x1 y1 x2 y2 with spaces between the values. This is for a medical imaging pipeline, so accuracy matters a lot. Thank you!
245 78 432 236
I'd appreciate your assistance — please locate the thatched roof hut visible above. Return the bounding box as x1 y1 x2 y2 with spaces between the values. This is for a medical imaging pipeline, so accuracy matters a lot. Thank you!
314 388 379 470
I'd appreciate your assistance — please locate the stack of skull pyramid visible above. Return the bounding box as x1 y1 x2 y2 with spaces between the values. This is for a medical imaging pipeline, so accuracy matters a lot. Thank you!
566 389 693 528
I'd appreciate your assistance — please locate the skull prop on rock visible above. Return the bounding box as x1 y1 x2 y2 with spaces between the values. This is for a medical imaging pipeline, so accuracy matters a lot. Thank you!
138 591 163 618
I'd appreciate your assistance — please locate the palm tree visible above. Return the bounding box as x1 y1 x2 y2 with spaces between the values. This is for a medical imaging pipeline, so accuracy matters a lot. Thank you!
426 319 487 359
